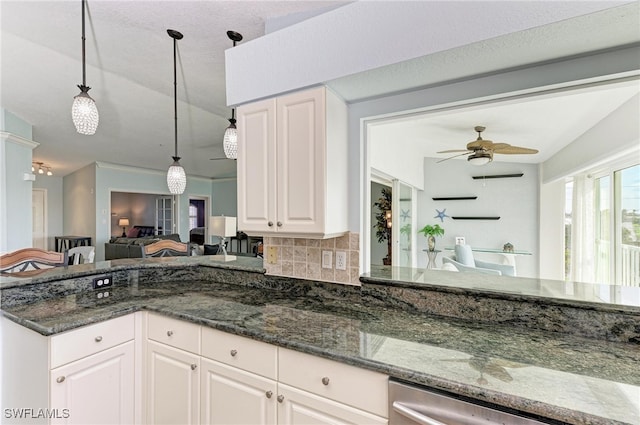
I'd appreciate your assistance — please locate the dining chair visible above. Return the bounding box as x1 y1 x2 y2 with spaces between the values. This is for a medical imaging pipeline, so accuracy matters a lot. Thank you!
68 246 96 264
0 248 68 273
141 239 190 258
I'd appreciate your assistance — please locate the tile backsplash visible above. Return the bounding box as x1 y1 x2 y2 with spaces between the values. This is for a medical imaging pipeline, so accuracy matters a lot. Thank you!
263 232 360 285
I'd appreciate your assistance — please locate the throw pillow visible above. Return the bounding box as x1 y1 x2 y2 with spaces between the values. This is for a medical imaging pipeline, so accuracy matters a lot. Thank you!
455 244 475 267
127 227 140 238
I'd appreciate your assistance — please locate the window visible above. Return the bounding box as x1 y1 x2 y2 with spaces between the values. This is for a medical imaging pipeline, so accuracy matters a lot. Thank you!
567 161 640 286
189 204 198 230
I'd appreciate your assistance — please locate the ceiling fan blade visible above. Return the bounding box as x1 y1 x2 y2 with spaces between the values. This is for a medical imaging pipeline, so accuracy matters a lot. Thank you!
437 149 470 154
209 157 235 161
493 146 539 155
437 151 472 163
466 139 494 150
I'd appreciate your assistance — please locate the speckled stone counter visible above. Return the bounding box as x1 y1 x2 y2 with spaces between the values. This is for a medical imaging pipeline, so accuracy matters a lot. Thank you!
1 260 639 425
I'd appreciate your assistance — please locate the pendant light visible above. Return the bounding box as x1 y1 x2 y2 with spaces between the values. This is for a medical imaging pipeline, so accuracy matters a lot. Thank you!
71 0 99 135
222 30 243 160
166 29 187 195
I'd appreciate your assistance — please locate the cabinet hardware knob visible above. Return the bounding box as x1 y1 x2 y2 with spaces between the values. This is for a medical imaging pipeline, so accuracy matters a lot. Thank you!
268 221 274 227
167 330 174 337
277 221 283 227
277 395 284 403
191 364 197 371
56 376 65 383
322 377 330 386
265 391 273 399
230 349 238 357
94 336 103 342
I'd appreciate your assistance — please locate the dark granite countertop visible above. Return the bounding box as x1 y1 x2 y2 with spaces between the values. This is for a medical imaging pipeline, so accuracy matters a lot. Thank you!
1 262 639 425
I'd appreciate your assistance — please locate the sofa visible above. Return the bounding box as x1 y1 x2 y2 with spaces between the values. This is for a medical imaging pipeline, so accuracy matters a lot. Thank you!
442 244 516 276
105 233 183 260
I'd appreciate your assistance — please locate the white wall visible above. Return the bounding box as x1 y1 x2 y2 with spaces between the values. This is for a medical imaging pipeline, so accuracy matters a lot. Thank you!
417 158 539 277
542 93 640 183
539 178 566 280
0 110 38 253
63 163 97 251
32 176 63 251
369 124 425 190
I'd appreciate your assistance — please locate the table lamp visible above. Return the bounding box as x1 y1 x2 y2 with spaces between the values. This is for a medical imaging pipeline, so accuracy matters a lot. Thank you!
118 217 130 237
209 216 237 261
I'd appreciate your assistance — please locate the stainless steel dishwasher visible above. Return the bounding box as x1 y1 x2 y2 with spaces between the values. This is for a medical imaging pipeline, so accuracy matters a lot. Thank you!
389 380 551 425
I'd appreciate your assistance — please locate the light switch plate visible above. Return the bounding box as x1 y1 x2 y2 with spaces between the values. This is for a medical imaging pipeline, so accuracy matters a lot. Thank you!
322 251 332 269
267 246 278 264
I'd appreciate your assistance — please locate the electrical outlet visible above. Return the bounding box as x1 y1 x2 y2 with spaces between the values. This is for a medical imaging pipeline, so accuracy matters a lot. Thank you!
322 251 333 269
267 246 278 264
335 251 347 270
92 274 113 290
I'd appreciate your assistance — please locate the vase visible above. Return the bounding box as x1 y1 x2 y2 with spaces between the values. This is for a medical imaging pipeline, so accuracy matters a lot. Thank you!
427 235 436 251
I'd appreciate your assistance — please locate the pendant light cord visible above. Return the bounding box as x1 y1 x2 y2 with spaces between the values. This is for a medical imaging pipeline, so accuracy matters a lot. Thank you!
173 36 179 159
81 0 87 87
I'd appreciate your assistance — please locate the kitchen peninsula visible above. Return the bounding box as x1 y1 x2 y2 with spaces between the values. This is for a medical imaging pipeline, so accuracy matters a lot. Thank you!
1 258 639 425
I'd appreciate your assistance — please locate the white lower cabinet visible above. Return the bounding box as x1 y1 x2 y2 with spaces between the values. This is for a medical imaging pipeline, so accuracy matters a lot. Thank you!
50 341 135 425
278 383 387 425
146 313 388 425
0 313 138 425
200 358 277 425
146 340 200 425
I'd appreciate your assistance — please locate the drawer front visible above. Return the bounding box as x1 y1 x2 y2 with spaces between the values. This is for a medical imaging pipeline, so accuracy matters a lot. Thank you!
278 348 388 417
201 327 277 380
51 314 135 368
148 313 200 354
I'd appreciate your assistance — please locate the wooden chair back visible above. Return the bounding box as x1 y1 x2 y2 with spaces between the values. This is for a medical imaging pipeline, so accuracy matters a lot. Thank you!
68 246 96 264
0 248 68 274
142 240 189 258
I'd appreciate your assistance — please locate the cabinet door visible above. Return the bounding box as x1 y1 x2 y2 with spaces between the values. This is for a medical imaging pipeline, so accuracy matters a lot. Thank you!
147 340 200 425
276 88 326 234
278 383 387 425
50 341 134 425
200 358 277 425
237 98 277 234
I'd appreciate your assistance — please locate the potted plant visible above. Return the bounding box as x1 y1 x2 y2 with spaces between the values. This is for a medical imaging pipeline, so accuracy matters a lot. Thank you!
418 224 445 251
373 187 392 265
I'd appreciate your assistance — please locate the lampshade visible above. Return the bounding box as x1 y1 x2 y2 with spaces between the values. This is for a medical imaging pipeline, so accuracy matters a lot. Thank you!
167 159 187 195
72 89 99 135
468 153 492 166
223 124 237 159
209 216 237 238
118 217 130 227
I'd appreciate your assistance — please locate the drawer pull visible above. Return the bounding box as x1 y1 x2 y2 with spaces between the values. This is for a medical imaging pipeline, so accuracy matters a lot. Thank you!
268 221 274 227
277 221 283 227
167 330 174 337
277 395 284 403
190 364 197 371
322 377 330 386
94 336 103 342
56 376 65 383
230 349 238 357
265 391 273 399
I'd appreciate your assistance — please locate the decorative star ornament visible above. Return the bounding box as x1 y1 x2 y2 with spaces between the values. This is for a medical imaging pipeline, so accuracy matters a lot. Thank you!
400 209 410 220
434 209 449 222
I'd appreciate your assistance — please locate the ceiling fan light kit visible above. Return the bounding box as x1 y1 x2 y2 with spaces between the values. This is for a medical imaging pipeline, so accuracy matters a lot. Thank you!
71 0 99 135
437 126 538 165
222 30 243 160
166 29 187 195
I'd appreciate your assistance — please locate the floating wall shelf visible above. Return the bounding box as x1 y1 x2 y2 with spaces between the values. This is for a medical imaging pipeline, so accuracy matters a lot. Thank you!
472 173 523 180
451 216 500 220
432 196 477 201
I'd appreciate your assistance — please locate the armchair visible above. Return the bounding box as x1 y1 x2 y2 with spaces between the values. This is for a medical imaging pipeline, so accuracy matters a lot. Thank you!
442 244 515 276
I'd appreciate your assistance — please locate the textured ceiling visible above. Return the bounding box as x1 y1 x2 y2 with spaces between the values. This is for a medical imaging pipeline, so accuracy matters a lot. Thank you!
1 1 638 179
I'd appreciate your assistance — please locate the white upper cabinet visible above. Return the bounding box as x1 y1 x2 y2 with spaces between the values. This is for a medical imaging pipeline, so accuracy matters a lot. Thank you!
237 86 348 239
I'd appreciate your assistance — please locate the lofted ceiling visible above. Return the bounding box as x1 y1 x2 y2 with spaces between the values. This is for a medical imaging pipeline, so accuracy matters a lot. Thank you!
1 1 639 179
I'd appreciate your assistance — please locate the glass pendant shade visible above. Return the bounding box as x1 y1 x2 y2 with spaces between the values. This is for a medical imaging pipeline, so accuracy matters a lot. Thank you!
72 89 99 135
223 122 237 159
468 154 492 166
167 158 186 195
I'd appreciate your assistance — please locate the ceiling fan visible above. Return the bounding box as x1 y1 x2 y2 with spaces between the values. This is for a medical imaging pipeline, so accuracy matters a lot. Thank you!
437 126 539 165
